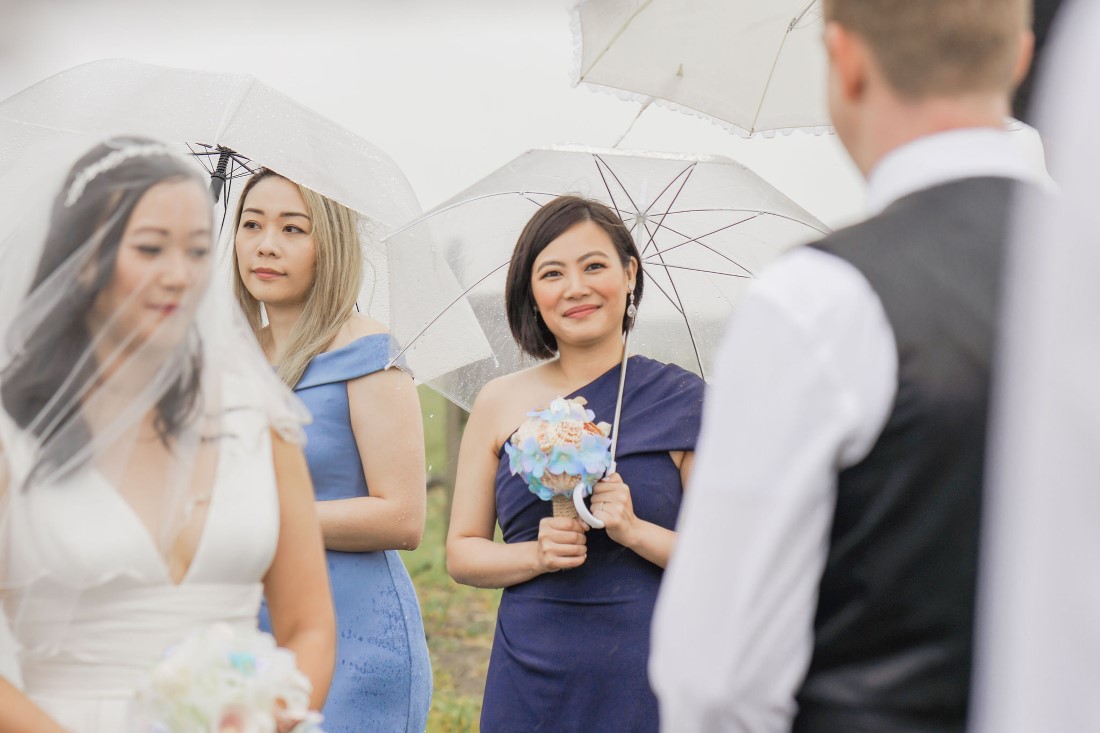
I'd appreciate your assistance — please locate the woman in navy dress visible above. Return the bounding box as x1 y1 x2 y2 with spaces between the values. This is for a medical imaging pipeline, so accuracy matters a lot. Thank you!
232 170 431 732
447 196 704 732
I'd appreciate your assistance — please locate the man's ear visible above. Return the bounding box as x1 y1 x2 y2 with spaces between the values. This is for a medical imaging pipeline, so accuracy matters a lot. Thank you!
1011 29 1036 88
824 22 868 103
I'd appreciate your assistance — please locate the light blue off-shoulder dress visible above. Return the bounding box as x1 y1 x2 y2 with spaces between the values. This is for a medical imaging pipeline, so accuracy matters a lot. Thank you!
259 334 432 733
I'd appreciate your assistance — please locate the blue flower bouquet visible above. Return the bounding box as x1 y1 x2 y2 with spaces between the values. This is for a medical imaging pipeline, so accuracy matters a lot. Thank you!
503 396 612 519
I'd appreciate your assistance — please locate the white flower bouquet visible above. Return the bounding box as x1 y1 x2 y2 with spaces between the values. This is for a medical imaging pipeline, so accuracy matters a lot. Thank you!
130 623 324 733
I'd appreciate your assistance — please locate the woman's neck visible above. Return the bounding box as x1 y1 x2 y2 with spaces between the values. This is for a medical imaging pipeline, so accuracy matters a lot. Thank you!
553 332 627 389
262 301 305 363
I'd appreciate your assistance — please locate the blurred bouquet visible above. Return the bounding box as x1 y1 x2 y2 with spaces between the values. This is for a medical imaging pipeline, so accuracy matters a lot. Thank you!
130 623 324 733
504 396 612 518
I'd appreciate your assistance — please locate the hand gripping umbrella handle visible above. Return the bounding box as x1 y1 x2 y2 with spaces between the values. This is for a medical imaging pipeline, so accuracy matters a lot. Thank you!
573 482 605 529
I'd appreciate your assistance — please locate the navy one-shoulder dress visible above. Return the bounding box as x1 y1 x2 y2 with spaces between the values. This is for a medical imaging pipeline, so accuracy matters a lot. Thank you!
480 356 704 733
258 334 432 733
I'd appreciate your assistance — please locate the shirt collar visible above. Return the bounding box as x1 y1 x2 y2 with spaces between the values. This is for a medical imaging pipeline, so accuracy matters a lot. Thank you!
866 127 1046 216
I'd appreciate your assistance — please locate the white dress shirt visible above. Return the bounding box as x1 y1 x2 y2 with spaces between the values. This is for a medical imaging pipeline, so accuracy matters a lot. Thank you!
650 128 1043 733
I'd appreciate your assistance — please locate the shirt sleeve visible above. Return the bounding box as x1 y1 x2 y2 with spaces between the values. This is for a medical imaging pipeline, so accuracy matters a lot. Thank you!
650 248 897 732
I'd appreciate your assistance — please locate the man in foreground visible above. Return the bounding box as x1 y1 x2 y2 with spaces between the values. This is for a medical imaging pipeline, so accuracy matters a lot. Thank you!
651 1 1038 731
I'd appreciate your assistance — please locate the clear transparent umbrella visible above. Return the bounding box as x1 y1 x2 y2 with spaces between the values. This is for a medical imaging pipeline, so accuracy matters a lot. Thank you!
386 145 829 412
572 0 829 137
0 59 492 378
0 58 427 325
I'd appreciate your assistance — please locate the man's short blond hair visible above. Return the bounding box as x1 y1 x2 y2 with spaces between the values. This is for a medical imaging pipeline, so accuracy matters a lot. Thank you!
824 0 1032 100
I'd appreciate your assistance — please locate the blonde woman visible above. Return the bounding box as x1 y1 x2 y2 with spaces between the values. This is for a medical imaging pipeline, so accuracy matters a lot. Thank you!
232 170 431 733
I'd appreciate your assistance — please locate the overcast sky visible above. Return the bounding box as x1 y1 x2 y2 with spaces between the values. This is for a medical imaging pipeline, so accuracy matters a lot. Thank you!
0 0 1044 229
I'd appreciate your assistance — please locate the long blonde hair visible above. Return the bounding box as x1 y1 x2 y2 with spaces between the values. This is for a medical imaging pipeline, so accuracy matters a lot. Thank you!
232 170 362 387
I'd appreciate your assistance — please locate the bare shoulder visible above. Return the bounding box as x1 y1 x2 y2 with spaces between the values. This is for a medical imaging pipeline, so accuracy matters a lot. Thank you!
329 313 388 351
474 364 544 412
471 363 560 449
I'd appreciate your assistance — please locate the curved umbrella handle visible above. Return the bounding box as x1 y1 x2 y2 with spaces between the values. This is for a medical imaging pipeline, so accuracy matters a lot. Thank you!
573 483 605 529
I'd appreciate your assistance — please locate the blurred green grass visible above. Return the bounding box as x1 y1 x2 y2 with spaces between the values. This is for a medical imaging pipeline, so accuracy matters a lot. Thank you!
402 387 501 733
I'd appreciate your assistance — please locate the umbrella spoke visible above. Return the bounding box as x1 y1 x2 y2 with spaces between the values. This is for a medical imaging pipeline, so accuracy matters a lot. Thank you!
751 1 822 134
641 215 762 277
640 163 697 257
593 155 627 222
187 143 218 174
623 207 831 235
633 207 763 217
228 154 257 178
641 219 706 378
642 262 752 279
639 162 697 220
520 192 549 208
593 154 642 222
641 268 686 317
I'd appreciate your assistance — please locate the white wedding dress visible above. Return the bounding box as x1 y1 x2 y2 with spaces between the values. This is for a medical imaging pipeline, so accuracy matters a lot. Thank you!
0 404 280 732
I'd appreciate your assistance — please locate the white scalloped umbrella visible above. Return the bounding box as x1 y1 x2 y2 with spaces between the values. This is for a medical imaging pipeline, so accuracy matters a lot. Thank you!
386 146 828 412
572 0 830 136
0 59 493 377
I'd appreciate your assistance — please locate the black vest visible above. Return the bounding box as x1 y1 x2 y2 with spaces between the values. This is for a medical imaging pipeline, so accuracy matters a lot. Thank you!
792 178 1019 733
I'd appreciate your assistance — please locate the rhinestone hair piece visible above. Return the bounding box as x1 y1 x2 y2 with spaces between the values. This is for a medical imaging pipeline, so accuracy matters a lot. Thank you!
63 143 185 208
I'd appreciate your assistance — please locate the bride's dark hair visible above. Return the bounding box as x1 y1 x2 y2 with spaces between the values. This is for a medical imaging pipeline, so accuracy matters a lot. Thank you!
0 137 208 478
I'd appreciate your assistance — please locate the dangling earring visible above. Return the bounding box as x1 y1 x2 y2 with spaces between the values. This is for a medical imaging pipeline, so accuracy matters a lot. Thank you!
626 287 637 319
533 303 539 317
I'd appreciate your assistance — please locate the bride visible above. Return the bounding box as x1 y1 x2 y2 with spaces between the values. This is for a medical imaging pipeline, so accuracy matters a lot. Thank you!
0 137 335 731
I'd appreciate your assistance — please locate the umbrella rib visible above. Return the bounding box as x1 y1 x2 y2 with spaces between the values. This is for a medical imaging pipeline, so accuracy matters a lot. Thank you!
642 218 706 378
623 206 832 235
751 36 789 135
593 156 627 221
643 262 752 279
594 154 642 217
668 240 756 278
520 192 548 208
187 143 217 174
388 261 511 366
751 1 820 135
641 215 762 277
642 269 686 317
640 163 697 256
632 206 764 217
639 163 698 219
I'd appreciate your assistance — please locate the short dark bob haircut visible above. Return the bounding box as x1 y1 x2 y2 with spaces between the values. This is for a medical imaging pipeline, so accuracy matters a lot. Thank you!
505 195 643 360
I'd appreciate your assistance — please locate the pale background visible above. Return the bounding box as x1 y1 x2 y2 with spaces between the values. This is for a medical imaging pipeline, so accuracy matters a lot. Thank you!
0 0 877 229
0 2 1053 725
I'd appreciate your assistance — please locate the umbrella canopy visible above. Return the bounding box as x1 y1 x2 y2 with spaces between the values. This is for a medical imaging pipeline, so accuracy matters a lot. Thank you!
387 146 828 410
0 58 423 324
572 0 830 136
